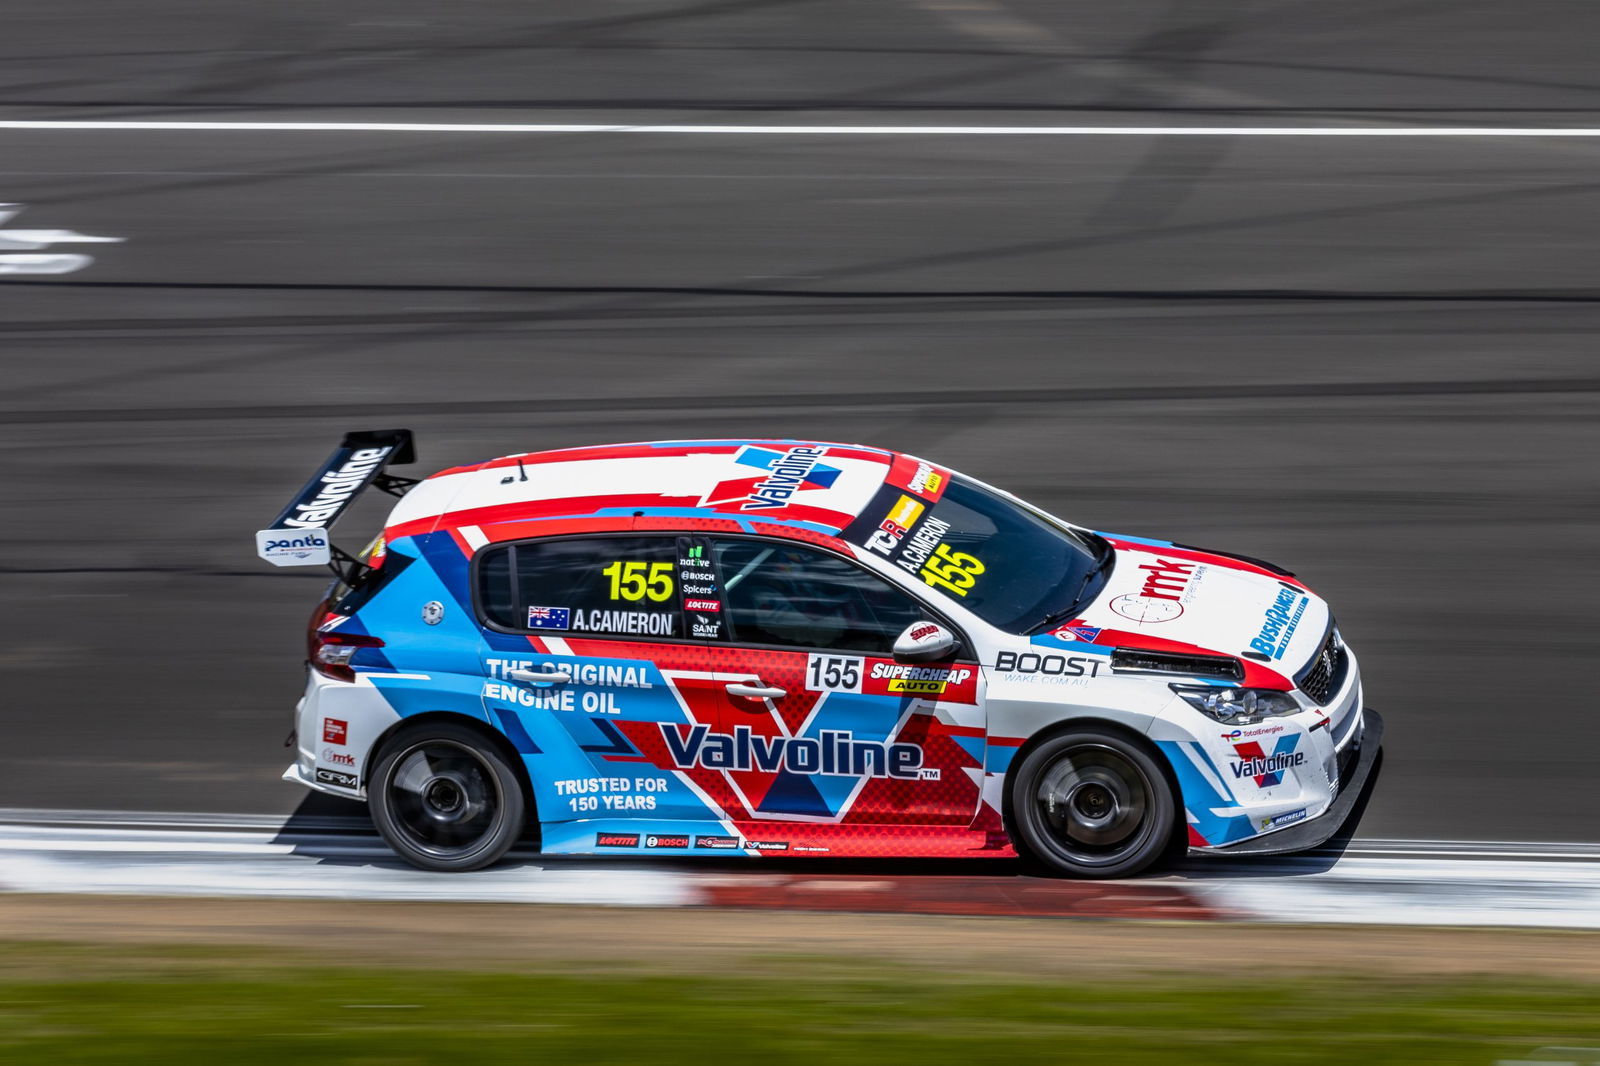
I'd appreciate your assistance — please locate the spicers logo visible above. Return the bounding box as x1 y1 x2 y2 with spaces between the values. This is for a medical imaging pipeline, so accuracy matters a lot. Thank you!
1229 735 1306 787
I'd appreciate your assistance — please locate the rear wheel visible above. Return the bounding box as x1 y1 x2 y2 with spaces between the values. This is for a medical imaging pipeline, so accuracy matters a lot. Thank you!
1009 729 1176 879
369 722 525 872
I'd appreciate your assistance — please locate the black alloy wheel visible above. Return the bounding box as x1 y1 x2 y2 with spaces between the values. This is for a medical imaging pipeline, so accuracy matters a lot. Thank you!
1009 729 1176 879
369 722 526 872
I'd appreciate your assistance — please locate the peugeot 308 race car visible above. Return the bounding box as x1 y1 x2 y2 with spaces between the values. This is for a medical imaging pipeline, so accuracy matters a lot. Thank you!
256 431 1381 877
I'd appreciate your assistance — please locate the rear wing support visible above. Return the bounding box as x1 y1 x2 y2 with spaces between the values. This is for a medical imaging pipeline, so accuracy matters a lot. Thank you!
254 429 417 581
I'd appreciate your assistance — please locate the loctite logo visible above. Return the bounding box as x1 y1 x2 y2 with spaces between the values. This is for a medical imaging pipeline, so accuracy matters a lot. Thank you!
595 833 639 848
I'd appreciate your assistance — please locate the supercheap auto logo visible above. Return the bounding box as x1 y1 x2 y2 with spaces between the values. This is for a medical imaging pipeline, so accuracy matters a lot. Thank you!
701 445 841 511
1229 734 1305 787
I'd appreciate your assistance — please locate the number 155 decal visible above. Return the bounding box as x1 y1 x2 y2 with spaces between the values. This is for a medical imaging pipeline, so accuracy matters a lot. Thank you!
806 654 863 694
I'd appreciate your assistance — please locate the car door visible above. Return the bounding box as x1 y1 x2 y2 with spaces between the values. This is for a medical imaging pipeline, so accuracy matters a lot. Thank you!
699 535 986 827
474 533 731 828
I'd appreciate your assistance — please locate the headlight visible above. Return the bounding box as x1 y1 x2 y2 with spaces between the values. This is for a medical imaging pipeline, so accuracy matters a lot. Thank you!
1171 684 1300 725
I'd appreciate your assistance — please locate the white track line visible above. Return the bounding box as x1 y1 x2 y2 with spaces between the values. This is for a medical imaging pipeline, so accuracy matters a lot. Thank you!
5 121 1600 137
3 818 1600 925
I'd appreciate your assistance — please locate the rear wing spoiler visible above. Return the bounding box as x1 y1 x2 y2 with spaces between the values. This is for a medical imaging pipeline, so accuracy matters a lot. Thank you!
254 429 418 579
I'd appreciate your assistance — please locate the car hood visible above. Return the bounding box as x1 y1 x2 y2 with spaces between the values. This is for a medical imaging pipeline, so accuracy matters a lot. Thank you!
1075 542 1330 674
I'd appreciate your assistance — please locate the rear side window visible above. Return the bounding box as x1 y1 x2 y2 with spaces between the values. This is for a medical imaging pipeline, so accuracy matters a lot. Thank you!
477 536 684 639
710 537 935 655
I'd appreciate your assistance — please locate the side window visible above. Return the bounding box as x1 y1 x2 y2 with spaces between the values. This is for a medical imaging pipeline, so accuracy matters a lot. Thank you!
711 538 936 655
477 536 683 640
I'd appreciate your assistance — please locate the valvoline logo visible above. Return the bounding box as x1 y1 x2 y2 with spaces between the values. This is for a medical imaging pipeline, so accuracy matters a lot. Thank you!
1229 735 1305 787
701 445 842 511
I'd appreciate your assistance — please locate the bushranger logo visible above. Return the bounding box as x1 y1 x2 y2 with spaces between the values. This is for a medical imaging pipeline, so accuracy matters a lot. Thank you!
1229 736 1305 787
1249 587 1308 659
1137 558 1196 601
283 446 393 529
660 723 924 780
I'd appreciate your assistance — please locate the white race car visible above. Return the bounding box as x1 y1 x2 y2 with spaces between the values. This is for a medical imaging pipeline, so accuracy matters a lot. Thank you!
259 433 1382 876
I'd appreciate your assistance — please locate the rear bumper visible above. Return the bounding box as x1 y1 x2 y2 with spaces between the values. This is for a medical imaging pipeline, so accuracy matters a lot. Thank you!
1189 708 1385 858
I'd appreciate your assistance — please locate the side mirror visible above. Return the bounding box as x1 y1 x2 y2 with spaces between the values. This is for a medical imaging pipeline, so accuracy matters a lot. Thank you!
893 620 959 663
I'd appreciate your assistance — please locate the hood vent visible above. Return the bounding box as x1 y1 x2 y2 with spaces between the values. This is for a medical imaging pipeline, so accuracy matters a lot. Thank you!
1111 648 1245 682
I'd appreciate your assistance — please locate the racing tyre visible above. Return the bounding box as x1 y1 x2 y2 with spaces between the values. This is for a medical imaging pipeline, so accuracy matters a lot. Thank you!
369 722 526 872
1009 729 1176 879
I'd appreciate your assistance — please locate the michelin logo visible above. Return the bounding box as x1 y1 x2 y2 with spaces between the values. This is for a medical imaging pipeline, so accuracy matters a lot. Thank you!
255 527 331 567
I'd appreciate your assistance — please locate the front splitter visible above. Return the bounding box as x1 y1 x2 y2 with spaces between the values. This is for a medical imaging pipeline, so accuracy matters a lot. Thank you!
1188 708 1386 858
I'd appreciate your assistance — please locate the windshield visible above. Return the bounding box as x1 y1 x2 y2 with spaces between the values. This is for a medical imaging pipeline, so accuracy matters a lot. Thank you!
844 474 1110 634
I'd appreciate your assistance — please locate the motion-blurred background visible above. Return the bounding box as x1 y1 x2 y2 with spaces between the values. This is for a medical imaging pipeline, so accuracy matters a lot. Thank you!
2 0 1597 846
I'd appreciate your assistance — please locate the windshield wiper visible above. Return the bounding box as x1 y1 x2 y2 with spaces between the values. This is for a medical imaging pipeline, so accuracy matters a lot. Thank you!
1031 537 1115 633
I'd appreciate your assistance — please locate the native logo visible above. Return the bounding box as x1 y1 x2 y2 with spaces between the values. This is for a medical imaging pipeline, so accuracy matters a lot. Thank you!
701 445 842 511
1228 735 1306 787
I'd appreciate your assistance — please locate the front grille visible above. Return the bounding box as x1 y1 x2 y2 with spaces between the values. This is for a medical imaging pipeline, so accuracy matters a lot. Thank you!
1296 627 1348 706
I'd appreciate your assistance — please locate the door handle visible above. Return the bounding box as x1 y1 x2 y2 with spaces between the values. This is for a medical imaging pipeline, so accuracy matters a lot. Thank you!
509 667 572 685
725 681 786 700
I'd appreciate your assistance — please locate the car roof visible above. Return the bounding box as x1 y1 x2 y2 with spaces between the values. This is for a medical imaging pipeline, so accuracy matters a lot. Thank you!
382 439 929 545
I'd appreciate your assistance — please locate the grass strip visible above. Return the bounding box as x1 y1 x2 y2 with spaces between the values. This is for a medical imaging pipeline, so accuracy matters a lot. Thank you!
0 942 1596 1064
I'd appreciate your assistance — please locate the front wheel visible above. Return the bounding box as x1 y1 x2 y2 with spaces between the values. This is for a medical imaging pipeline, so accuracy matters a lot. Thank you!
1009 729 1176 879
369 722 526 872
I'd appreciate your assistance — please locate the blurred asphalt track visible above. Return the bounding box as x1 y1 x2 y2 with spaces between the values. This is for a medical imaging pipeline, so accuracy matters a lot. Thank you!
1 1 1596 843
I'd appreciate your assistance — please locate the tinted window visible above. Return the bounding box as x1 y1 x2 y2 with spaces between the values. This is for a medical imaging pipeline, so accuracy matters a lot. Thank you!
479 536 683 639
712 538 934 654
843 475 1108 633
